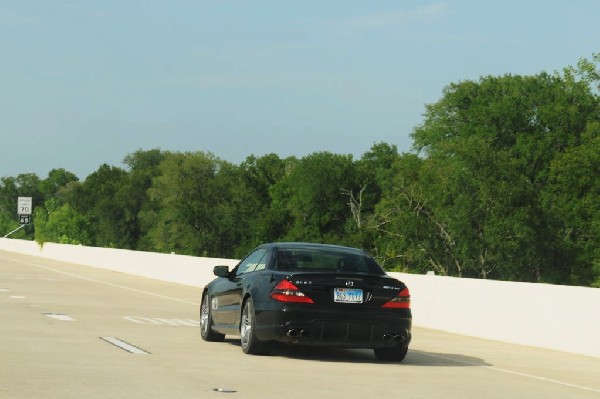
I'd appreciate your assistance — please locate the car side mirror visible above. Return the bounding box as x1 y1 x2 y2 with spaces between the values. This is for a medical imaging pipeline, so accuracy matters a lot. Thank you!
213 265 230 278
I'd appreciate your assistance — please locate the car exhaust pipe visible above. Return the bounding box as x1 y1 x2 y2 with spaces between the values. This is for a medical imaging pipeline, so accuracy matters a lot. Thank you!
393 335 405 342
286 329 301 337
286 329 309 338
383 334 405 342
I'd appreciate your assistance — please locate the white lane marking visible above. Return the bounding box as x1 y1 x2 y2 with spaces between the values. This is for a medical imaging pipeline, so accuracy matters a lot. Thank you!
124 316 199 326
419 352 600 394
10 295 26 299
0 288 10 292
100 337 150 354
44 313 75 321
153 318 199 326
1 257 199 306
124 316 162 325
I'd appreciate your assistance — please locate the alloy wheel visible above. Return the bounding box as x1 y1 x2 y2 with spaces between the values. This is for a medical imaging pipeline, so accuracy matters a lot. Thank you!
240 301 252 350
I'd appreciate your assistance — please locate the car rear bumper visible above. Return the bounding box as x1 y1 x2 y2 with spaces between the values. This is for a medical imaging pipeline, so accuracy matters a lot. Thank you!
254 304 412 349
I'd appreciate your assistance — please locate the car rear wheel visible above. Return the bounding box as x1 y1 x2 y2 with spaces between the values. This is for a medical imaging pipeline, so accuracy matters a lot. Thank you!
240 298 269 355
374 345 408 362
200 293 225 342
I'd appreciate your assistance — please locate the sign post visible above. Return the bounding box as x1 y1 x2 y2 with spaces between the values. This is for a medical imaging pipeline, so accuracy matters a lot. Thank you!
18 197 32 225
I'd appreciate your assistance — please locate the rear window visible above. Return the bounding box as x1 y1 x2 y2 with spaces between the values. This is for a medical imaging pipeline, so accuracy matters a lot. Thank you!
276 248 384 275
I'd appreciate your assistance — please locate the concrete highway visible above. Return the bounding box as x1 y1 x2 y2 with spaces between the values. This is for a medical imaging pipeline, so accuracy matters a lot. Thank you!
1 250 599 399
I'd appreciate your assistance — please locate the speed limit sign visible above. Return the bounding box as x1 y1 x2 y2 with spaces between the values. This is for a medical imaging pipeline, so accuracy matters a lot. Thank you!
18 197 33 215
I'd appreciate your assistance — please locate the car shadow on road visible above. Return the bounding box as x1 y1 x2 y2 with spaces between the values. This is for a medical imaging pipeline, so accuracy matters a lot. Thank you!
226 341 490 367
403 350 491 367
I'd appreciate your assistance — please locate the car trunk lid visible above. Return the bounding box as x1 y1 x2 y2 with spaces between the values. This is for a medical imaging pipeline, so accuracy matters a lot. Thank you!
274 272 407 308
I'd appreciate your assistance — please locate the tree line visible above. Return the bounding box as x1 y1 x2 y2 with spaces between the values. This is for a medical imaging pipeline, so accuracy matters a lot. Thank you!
1 56 598 287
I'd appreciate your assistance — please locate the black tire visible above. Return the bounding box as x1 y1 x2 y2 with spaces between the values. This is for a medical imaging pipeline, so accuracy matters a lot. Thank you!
240 298 270 355
200 293 225 342
374 345 408 362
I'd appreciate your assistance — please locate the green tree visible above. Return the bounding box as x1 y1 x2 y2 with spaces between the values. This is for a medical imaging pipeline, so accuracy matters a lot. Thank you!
542 123 600 286
34 198 90 245
368 154 434 271
141 151 236 256
64 164 130 248
39 169 79 202
233 153 289 256
0 209 21 239
352 142 402 249
0 177 19 234
122 149 166 250
270 152 360 244
405 57 599 284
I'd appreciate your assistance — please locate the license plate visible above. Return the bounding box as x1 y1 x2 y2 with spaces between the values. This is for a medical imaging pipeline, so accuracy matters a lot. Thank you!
334 288 363 303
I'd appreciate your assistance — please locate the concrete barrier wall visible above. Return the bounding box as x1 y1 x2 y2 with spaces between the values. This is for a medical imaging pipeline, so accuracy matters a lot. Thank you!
390 271 600 358
0 238 237 287
1 238 598 358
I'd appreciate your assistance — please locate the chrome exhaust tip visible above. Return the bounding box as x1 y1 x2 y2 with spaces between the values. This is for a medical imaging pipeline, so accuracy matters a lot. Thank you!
286 329 301 337
393 335 405 342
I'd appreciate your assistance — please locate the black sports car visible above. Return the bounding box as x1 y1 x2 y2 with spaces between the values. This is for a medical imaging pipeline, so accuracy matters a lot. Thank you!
200 242 412 361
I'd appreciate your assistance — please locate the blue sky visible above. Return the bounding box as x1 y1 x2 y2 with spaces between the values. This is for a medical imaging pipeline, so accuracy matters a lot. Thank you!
1 1 598 179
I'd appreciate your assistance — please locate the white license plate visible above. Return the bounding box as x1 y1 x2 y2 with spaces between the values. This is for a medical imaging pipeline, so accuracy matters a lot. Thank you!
334 288 363 303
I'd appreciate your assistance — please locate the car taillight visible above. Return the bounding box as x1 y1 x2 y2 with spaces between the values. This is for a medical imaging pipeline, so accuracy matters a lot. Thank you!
381 287 410 309
271 279 315 304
